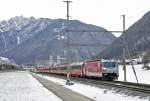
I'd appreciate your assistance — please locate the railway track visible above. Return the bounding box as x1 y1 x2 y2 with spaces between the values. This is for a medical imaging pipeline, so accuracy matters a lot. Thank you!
35 73 150 95
75 78 150 94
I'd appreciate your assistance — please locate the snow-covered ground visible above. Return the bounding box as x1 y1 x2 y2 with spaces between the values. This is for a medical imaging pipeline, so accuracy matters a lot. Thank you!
1 64 149 101
118 64 150 84
36 73 150 101
0 71 62 101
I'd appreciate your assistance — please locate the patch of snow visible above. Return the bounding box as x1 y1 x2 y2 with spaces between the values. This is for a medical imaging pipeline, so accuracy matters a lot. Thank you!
61 21 66 29
54 28 61 33
61 35 65 39
56 34 65 40
40 23 45 30
1 34 7 51
0 28 4 32
118 64 150 84
0 72 62 101
14 20 21 30
36 73 150 101
17 35 20 45
0 56 9 61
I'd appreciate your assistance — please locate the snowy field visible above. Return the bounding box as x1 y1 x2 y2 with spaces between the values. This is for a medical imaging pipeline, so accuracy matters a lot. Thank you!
118 64 150 84
36 73 150 101
0 71 62 101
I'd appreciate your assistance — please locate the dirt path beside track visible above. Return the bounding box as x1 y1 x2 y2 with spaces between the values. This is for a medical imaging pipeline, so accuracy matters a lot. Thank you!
32 74 95 101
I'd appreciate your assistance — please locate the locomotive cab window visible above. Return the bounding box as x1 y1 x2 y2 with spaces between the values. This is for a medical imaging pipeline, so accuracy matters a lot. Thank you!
102 62 117 68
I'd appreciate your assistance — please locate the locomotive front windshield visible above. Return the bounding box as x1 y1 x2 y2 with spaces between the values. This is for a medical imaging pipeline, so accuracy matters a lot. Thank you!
102 62 117 68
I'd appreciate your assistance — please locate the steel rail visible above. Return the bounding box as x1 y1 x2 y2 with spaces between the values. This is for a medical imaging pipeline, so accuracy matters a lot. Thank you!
35 73 150 94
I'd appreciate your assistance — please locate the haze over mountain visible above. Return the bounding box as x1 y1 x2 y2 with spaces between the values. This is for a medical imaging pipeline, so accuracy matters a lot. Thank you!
0 16 116 64
98 11 150 59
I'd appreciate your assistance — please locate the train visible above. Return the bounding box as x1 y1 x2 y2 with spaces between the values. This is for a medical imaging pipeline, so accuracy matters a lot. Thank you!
36 59 119 80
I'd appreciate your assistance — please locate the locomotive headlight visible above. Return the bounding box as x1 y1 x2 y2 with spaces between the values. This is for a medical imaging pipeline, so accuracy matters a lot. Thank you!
103 68 107 72
104 73 107 75
103 68 107 70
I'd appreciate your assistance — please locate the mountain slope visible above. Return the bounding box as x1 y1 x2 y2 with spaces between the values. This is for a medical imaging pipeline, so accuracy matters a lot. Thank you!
98 11 150 58
0 17 116 64
0 16 52 54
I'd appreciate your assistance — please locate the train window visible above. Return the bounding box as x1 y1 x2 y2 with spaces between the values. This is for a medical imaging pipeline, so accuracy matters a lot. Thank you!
71 65 81 69
52 68 57 70
103 62 117 68
58 66 67 70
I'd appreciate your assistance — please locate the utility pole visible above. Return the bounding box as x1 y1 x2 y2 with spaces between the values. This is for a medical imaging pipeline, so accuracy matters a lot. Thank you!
63 0 73 85
42 39 45 68
122 15 127 82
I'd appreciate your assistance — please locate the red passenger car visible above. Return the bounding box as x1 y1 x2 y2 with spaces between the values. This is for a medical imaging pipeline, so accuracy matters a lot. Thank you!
70 62 83 77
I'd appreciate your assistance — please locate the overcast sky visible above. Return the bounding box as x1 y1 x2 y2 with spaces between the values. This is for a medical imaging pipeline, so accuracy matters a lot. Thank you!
0 0 150 37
